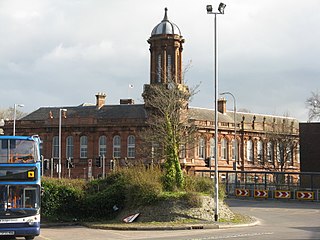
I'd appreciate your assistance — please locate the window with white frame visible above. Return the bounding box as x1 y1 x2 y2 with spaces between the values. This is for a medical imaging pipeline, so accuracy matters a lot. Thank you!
247 139 253 161
286 144 293 163
257 140 263 162
277 142 284 163
221 138 228 160
66 136 74 159
210 138 215 159
99 136 107 157
198 137 205 159
52 136 59 159
267 141 274 162
231 139 238 161
113 135 121 158
179 144 186 159
127 135 135 158
80 136 88 158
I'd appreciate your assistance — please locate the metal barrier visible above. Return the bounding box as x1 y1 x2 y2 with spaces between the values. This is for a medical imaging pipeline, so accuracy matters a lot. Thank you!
195 170 320 201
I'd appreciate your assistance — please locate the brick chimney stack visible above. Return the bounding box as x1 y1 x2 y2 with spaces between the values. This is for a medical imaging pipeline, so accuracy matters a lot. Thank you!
218 98 227 114
95 92 106 109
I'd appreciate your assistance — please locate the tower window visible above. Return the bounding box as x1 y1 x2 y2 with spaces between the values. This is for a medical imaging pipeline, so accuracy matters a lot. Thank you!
157 54 161 83
167 54 172 81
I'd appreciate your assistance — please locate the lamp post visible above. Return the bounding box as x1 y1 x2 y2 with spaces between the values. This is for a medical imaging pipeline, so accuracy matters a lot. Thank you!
220 91 238 190
220 92 237 163
13 104 24 136
58 108 67 179
206 2 226 222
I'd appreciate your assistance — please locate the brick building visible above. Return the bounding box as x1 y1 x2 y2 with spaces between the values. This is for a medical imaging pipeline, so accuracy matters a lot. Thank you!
4 9 300 179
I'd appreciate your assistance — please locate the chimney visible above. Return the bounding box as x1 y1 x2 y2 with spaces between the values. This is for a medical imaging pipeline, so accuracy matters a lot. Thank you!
120 99 134 105
218 98 227 114
96 92 106 109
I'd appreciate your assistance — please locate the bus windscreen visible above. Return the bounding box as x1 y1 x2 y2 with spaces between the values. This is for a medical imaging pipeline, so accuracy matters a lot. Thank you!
0 140 38 164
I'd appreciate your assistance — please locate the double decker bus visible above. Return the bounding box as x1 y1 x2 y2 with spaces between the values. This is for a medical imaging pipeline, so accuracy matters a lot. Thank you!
0 135 41 240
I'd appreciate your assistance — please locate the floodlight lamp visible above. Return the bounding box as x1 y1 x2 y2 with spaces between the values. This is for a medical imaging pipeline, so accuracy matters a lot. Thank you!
218 2 226 14
206 5 213 13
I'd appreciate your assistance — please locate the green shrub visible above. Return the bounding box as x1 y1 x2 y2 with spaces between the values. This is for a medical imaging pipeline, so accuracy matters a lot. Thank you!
41 167 226 222
182 192 203 208
84 182 126 220
184 175 214 194
41 177 86 220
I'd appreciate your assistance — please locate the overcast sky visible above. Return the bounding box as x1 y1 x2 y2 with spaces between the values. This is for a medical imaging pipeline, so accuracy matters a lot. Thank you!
0 0 319 121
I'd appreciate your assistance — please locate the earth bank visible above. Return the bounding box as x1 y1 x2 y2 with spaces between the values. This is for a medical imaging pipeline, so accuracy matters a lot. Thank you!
117 196 235 223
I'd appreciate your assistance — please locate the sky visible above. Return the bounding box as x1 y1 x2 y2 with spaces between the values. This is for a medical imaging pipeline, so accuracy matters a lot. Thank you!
0 0 319 121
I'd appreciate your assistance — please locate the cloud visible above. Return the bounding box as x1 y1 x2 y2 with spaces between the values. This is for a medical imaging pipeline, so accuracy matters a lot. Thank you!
0 0 319 121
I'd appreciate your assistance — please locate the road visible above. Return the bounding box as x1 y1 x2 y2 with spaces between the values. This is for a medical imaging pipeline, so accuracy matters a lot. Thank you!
14 199 320 240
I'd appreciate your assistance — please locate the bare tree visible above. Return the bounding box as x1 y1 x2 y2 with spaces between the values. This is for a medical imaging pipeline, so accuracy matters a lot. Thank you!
306 91 320 122
141 80 198 190
0 107 27 120
266 117 298 173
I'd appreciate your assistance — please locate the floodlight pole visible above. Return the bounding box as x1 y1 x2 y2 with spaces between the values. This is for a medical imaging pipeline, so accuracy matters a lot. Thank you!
207 2 226 222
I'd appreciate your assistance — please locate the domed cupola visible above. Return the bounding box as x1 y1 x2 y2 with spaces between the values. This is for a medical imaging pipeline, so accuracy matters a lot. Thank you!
151 8 181 36
146 8 185 86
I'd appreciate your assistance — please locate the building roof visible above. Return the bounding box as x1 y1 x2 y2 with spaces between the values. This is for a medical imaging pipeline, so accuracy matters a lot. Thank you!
21 103 299 132
151 8 181 36
22 104 148 121
189 107 299 128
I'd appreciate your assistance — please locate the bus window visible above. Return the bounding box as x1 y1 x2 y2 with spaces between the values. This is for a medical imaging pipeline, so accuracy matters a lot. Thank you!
23 188 37 208
0 140 37 163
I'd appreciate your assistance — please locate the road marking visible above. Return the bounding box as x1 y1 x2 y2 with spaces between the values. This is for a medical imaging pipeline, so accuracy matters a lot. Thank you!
188 232 274 239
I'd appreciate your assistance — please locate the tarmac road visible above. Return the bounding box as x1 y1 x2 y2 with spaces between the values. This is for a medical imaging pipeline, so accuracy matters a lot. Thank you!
11 198 320 240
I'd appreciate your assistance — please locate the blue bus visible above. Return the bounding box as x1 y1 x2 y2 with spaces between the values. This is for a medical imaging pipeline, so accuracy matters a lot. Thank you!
0 135 41 240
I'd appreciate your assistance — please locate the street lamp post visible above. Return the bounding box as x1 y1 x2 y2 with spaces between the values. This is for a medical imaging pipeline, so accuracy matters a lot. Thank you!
207 2 226 222
13 104 24 136
220 92 237 164
58 108 67 179
220 92 238 189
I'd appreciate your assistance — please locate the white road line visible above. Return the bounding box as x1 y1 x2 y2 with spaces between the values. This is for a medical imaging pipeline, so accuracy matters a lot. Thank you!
188 232 274 240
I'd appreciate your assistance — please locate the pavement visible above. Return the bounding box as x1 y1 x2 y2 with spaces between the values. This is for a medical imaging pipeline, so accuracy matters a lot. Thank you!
41 218 259 231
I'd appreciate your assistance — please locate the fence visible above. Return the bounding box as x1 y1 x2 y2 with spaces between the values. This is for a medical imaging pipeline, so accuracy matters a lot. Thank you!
195 170 320 201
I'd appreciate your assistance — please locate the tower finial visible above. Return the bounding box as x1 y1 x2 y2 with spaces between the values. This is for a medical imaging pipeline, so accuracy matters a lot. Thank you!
163 7 168 21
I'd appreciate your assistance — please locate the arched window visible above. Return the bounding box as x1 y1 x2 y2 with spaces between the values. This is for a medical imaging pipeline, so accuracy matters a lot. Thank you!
277 142 284 163
99 136 107 157
80 136 88 158
198 137 205 159
157 54 161 83
52 136 59 159
113 135 121 158
277 142 284 164
286 144 293 164
231 139 238 161
267 141 274 163
247 140 253 161
66 136 74 159
221 138 228 160
167 54 172 80
179 144 186 159
127 135 135 158
257 140 263 162
210 138 215 159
